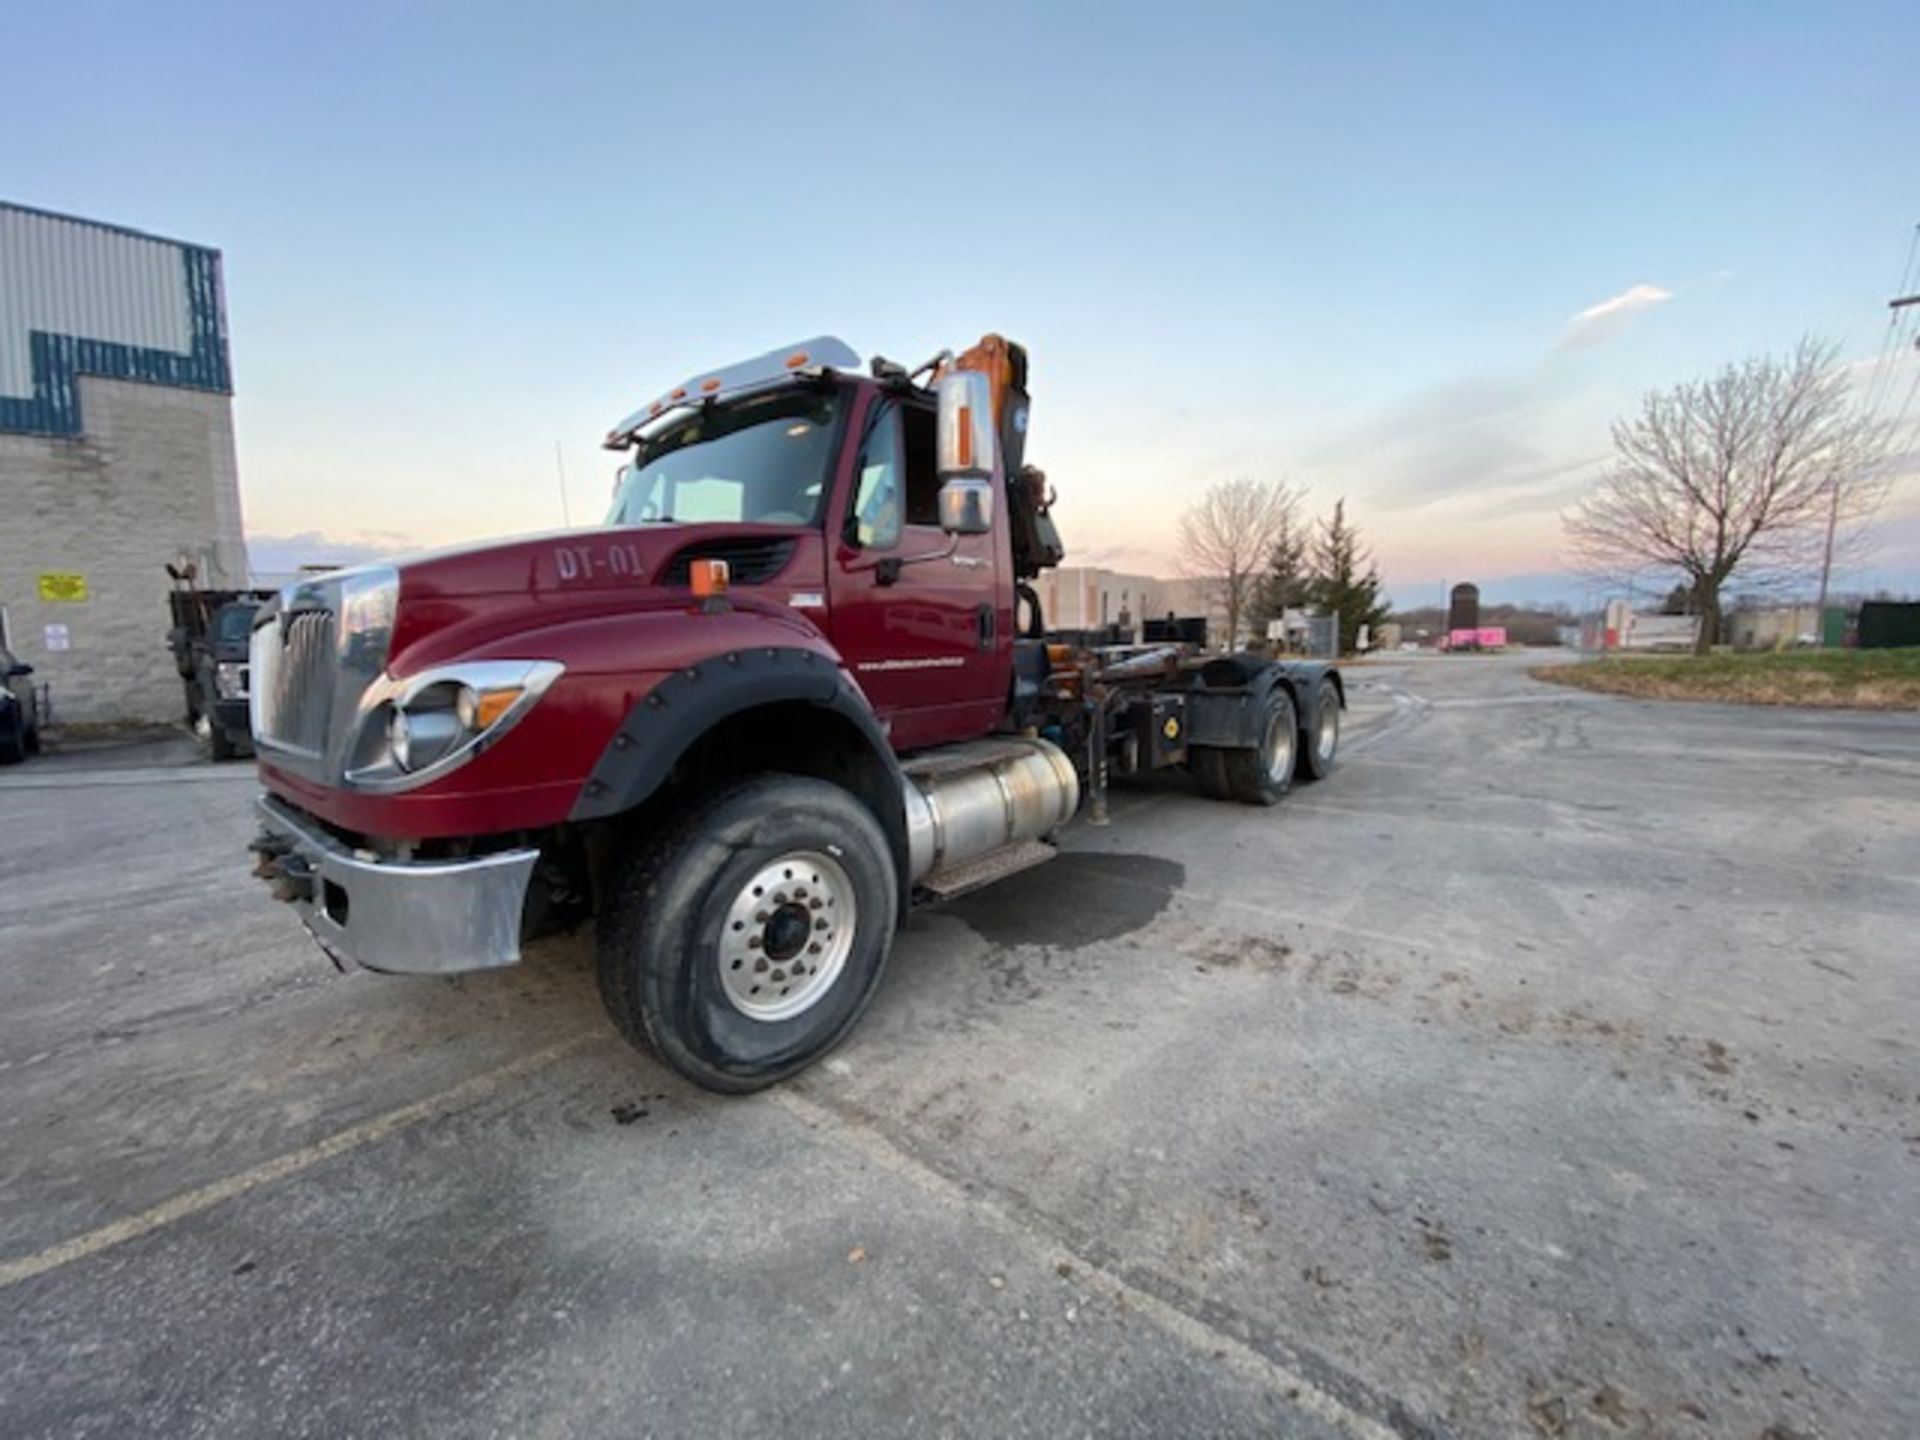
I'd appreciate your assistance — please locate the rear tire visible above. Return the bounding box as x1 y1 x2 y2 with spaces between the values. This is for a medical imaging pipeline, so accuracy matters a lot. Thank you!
596 774 899 1093
1223 687 1298 805
1296 678 1340 782
1189 745 1232 800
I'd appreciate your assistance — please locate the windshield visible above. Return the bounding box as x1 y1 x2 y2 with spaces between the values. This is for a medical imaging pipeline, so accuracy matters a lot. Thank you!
605 389 840 528
215 605 256 644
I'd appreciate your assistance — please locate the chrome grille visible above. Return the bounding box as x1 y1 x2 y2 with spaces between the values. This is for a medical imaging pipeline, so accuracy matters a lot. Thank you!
255 609 337 755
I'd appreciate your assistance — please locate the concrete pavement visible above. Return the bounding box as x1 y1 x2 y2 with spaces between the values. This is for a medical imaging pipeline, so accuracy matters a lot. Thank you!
2 651 1915 1437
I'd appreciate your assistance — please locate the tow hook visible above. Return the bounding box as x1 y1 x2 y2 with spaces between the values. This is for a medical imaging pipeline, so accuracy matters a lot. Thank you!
248 833 315 904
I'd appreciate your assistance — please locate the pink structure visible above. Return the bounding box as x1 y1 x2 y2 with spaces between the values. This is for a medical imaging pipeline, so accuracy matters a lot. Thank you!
1444 627 1508 650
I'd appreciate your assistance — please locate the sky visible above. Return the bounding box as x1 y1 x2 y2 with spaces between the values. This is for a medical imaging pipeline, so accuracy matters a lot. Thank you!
7 0 1919 608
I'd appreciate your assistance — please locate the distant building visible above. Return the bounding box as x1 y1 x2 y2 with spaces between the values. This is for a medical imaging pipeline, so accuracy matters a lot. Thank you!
1578 600 1699 651
1448 582 1479 634
1034 567 1218 640
0 201 245 722
1725 604 1823 652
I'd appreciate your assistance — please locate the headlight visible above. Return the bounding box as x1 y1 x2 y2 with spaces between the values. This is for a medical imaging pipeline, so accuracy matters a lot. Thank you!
346 660 563 790
387 689 468 772
215 660 248 699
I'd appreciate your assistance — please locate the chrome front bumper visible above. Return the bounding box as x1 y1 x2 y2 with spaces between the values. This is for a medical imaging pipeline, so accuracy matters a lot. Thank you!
251 793 537 975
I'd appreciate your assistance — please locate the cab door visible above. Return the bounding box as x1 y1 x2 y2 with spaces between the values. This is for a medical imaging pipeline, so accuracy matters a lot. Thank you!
826 395 1007 752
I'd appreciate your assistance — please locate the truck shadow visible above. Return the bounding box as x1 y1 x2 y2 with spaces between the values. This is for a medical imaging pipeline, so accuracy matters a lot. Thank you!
936 852 1183 950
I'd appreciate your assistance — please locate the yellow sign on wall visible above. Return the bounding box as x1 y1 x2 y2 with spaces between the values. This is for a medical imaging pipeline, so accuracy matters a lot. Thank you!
37 571 89 602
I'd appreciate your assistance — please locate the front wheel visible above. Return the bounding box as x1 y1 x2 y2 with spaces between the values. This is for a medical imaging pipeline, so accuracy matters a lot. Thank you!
596 775 899 1093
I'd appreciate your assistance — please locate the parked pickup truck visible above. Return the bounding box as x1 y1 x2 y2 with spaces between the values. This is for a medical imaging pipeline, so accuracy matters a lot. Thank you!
248 336 1342 1091
169 585 275 759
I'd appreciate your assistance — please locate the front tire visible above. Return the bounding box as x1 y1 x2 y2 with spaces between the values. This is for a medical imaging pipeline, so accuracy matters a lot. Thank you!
1223 687 1298 805
596 775 899 1093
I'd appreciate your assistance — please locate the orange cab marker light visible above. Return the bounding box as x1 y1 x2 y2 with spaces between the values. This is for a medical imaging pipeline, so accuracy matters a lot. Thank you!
649 400 663 415
784 351 810 369
700 377 723 393
956 406 974 469
689 558 730 599
670 388 688 401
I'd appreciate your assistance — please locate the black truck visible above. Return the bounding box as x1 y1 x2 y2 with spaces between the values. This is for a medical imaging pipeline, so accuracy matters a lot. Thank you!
167 587 274 759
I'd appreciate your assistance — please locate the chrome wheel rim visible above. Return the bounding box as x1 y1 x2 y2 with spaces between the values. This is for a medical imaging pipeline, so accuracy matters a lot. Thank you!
717 850 857 1022
1316 698 1338 762
1263 708 1296 784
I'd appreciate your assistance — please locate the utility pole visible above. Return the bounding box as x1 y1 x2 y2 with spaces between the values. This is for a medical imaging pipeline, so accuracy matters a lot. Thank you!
1816 477 1839 623
1823 293 1920 636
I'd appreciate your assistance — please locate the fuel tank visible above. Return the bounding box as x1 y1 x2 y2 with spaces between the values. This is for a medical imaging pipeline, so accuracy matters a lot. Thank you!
900 736 1080 883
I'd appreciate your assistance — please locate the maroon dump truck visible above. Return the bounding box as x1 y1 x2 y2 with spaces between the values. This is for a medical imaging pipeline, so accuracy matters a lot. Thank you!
248 336 1342 1091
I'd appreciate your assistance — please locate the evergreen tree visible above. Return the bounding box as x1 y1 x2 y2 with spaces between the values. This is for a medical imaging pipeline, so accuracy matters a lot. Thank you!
1307 499 1392 654
1248 509 1312 637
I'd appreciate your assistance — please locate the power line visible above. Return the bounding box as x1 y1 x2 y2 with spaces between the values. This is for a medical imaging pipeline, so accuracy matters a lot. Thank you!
1886 362 1920 445
1860 224 1920 424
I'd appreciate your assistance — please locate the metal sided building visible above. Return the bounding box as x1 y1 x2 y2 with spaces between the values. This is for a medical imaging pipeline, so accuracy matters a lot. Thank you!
0 200 247 723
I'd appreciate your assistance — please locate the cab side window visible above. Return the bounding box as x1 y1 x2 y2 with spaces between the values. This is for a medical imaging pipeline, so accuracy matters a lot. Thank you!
901 403 941 527
851 404 904 550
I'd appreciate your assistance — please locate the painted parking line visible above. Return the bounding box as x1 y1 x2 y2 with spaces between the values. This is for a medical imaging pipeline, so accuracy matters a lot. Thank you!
0 1032 604 1290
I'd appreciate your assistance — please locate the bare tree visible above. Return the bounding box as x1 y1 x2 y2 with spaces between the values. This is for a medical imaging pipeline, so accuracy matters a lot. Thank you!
1178 478 1304 649
1565 338 1888 654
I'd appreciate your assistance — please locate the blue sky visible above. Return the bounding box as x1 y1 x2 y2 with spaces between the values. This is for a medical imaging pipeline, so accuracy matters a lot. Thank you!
9 0 1918 605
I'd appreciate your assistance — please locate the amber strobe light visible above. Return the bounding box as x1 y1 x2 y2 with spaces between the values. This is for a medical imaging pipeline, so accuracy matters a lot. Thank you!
689 558 731 598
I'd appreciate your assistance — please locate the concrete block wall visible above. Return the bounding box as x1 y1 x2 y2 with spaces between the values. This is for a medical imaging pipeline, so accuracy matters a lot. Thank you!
0 376 247 724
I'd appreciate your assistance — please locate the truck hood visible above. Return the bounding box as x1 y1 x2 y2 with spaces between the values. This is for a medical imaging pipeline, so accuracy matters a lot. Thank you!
393 524 807 601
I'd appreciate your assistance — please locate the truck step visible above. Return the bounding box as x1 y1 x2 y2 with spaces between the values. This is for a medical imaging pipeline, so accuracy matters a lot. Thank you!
919 838 1057 901
901 737 1052 780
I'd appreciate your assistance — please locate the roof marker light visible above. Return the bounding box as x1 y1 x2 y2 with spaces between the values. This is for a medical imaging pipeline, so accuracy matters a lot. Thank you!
700 377 723 393
784 351 810 369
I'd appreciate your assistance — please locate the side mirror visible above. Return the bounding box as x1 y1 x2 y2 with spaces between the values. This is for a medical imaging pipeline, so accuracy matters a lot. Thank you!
7 662 32 678
938 477 994 536
935 370 995 479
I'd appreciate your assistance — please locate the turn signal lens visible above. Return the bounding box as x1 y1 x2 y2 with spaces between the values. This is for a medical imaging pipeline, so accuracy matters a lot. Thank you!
458 687 522 733
689 558 730 599
955 405 974 468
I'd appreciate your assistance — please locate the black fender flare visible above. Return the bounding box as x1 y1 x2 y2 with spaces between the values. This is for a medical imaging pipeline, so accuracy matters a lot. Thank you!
1273 658 1343 727
570 646 910 910
1185 655 1341 748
